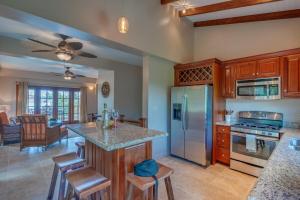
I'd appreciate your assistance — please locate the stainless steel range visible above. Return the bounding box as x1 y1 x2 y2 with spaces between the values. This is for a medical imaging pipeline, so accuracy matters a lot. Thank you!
230 111 283 177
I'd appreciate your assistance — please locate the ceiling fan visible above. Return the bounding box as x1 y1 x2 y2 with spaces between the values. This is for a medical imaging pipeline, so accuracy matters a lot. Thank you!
28 33 97 61
52 66 86 80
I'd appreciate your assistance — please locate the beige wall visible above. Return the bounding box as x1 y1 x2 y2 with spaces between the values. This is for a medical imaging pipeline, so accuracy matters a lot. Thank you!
97 65 142 120
143 55 174 158
0 68 97 118
0 0 194 63
194 18 300 61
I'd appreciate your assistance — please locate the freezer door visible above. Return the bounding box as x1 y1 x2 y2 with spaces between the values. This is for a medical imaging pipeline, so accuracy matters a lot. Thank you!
171 87 185 158
184 85 212 166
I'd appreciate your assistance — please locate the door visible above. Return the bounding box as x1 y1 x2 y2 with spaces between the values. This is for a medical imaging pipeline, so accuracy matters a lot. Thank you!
224 64 236 98
184 85 212 165
171 87 185 158
256 57 280 78
236 61 256 80
282 54 300 97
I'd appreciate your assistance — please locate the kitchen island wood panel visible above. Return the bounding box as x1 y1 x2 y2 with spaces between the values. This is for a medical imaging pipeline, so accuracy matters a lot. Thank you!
85 140 152 200
67 122 168 200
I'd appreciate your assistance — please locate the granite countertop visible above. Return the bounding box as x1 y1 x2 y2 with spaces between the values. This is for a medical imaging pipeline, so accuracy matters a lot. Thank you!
66 122 168 151
248 128 300 200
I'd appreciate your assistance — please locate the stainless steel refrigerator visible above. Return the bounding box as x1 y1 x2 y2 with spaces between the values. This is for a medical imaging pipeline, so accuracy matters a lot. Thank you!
171 85 213 166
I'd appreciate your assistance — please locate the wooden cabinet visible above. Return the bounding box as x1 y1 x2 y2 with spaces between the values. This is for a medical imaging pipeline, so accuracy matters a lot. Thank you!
282 54 300 97
223 64 236 98
235 58 280 80
216 125 230 165
235 61 256 80
257 57 280 78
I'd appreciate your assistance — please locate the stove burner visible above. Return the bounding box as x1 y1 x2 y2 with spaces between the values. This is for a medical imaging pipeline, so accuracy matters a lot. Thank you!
234 122 280 131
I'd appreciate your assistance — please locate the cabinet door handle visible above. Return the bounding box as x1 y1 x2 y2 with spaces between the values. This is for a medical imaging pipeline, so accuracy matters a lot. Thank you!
284 89 287 92
256 72 259 75
222 154 225 157
222 140 225 143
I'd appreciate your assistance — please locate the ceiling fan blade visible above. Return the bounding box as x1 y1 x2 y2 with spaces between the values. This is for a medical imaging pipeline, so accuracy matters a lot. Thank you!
68 42 83 50
49 72 63 77
28 38 56 48
56 33 71 40
78 51 97 58
32 49 55 52
76 74 86 78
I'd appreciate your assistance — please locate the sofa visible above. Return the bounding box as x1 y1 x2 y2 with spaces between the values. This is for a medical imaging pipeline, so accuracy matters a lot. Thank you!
0 112 21 145
18 115 68 151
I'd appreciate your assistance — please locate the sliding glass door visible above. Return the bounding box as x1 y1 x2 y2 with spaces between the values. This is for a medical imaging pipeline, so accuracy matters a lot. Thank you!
40 89 54 118
26 86 80 124
57 90 70 122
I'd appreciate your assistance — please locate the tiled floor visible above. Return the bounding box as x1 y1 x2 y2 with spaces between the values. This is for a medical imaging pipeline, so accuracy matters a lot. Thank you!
0 136 256 200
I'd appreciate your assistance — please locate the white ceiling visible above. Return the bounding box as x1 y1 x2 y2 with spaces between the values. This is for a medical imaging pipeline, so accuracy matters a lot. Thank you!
172 0 300 22
0 54 99 78
0 16 143 66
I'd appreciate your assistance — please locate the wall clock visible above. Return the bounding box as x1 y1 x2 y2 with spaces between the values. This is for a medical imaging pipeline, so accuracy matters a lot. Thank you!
101 81 110 98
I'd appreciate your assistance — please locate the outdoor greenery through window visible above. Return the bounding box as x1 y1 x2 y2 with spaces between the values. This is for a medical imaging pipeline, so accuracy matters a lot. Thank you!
27 86 80 123
57 90 70 122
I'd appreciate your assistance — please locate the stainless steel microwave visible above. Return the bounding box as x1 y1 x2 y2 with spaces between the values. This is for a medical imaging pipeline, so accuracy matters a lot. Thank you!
236 77 281 100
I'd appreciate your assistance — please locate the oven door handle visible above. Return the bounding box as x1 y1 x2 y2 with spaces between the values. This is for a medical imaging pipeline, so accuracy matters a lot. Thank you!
231 131 279 142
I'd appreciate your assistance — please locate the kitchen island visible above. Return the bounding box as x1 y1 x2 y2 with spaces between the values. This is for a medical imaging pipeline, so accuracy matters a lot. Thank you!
67 122 168 200
248 128 300 200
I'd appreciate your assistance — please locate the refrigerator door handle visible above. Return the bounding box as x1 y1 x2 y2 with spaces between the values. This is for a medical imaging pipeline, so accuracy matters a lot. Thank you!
184 95 188 130
182 95 187 131
181 95 185 131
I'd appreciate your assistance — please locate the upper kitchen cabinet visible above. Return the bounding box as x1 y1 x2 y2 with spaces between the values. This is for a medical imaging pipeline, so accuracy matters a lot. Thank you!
235 61 256 80
174 59 221 86
257 57 280 78
282 54 300 98
223 64 236 98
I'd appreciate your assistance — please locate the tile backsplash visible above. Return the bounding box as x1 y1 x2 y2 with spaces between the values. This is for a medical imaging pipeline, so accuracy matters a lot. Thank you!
226 99 300 128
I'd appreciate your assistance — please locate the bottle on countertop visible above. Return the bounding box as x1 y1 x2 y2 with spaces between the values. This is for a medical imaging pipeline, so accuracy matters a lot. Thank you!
102 103 110 129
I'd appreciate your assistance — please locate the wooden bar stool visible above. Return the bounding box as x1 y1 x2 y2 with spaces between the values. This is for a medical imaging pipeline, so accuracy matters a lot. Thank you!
47 152 85 200
65 166 111 200
75 141 85 159
126 163 174 200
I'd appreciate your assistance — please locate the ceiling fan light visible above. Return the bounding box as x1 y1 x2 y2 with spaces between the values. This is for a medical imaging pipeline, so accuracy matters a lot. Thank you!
64 75 72 80
56 52 73 61
118 17 129 34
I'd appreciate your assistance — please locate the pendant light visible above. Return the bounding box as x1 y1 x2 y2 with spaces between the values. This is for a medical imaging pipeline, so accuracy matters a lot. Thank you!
118 0 129 34
118 16 129 34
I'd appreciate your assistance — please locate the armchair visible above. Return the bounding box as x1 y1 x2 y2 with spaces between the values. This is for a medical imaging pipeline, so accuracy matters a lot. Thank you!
0 112 21 145
19 115 64 151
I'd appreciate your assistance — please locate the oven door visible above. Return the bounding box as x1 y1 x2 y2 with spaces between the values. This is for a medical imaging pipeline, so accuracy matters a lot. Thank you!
230 131 279 167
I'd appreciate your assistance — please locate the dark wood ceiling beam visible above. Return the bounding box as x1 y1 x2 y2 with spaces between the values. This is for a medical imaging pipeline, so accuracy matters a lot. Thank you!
161 0 179 5
194 9 300 27
180 0 282 17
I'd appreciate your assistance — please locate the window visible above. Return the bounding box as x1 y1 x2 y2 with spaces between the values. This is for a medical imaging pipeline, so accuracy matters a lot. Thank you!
73 91 80 121
27 89 35 114
57 90 70 122
40 89 53 118
26 86 80 123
